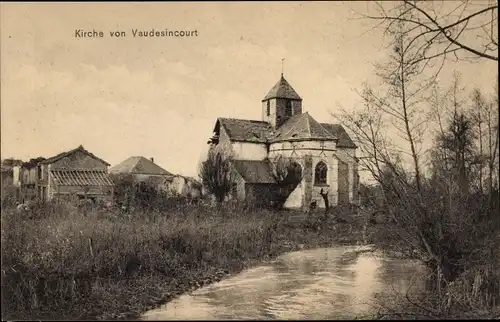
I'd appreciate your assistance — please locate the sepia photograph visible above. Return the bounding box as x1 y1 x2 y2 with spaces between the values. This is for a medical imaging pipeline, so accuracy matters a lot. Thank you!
1 1 499 320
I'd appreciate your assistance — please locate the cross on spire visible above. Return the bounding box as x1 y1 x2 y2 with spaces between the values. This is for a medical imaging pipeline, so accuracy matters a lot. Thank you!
281 58 285 77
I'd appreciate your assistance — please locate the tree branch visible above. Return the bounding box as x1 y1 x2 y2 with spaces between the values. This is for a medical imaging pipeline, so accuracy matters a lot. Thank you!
405 1 498 61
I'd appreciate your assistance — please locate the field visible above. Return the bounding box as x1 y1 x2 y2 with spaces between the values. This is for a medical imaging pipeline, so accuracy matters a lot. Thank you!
3 198 498 320
1 201 378 320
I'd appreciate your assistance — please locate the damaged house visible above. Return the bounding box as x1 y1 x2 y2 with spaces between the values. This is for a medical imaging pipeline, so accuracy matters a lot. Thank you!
163 174 203 199
35 145 114 203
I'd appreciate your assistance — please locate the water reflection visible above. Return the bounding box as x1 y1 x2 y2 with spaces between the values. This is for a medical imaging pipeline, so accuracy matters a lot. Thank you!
142 246 427 320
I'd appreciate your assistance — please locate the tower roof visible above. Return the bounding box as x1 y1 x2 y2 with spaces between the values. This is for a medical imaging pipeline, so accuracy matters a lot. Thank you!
263 75 302 101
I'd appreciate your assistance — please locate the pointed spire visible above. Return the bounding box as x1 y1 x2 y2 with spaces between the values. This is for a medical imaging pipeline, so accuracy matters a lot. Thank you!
263 73 302 101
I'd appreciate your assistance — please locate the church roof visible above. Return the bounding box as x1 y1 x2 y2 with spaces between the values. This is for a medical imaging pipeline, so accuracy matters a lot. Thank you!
320 123 357 148
233 160 277 184
109 156 172 176
214 114 356 147
270 112 336 142
262 75 302 101
217 118 272 143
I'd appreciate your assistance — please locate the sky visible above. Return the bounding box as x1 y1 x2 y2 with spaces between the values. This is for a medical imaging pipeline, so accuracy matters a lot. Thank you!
1 2 497 180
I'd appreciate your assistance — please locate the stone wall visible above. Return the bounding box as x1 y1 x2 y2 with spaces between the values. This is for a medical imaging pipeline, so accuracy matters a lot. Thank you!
231 142 268 160
352 165 360 205
275 98 302 128
245 183 277 208
262 98 302 128
337 160 349 204
303 155 313 210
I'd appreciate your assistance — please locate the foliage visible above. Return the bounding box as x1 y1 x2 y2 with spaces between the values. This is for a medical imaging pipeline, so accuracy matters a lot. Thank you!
269 155 303 209
271 155 303 185
0 200 367 320
110 173 174 212
198 146 234 203
21 157 46 169
1 184 19 209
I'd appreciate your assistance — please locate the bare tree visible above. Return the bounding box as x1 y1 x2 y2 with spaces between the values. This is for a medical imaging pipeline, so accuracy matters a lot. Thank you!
430 76 499 199
336 3 499 315
470 88 488 193
437 111 478 195
271 155 302 185
370 11 434 193
335 5 469 300
362 0 498 70
486 80 500 203
270 155 303 209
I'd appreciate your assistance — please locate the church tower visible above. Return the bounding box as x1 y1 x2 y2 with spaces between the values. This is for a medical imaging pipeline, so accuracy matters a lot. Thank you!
262 74 303 128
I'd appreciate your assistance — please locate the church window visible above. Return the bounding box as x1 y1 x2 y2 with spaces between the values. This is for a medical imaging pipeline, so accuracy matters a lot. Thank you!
285 100 293 117
314 161 328 185
266 101 270 116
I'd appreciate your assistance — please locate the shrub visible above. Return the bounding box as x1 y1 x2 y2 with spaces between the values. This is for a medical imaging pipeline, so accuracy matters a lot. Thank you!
0 201 286 319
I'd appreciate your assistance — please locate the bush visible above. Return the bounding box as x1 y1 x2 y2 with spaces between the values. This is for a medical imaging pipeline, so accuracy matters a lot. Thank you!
110 173 186 212
0 201 286 319
1 184 19 209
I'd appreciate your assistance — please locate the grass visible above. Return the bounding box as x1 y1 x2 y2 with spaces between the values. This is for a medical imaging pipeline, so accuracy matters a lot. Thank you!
1 201 374 320
4 200 496 320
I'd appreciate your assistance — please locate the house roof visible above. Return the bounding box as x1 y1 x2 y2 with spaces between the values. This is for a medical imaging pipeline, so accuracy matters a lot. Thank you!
233 160 277 184
263 75 302 101
109 156 172 176
51 169 114 186
270 112 336 142
320 123 357 148
40 145 110 166
217 118 272 143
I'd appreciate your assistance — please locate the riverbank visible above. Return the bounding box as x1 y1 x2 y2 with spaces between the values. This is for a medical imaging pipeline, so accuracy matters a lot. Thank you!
1 202 379 321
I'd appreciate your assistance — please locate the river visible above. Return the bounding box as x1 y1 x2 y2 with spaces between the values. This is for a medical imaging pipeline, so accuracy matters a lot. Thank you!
142 245 428 320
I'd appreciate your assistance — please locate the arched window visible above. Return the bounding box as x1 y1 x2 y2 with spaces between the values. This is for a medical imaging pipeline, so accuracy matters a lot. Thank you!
314 161 328 185
285 100 293 117
266 100 270 116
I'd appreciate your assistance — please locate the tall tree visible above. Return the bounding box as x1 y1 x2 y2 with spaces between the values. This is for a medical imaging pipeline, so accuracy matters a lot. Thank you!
199 147 234 203
470 88 488 193
486 80 500 207
437 111 477 195
335 4 472 296
370 11 434 193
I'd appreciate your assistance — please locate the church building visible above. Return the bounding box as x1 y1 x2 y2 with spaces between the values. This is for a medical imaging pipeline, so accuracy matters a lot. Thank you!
207 73 359 210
